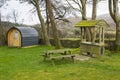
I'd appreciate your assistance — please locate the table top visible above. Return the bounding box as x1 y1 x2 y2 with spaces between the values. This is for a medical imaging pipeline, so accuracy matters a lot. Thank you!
44 48 72 54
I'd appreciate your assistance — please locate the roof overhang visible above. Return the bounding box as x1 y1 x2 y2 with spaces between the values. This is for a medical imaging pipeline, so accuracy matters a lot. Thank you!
75 20 110 28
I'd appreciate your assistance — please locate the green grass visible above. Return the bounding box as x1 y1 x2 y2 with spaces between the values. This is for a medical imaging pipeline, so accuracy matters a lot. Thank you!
0 46 120 80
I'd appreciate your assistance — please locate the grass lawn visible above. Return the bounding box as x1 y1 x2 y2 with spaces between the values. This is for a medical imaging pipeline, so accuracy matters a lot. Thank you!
0 46 120 80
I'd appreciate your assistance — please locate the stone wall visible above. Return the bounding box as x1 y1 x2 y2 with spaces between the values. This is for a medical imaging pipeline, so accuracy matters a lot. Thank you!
39 38 116 50
39 38 80 48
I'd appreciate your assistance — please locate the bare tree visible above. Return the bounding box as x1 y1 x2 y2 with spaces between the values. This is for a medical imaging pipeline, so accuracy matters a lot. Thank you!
45 0 71 38
108 0 120 51
12 9 18 24
29 0 51 46
46 0 62 49
66 0 90 40
51 1 71 21
66 0 83 17
66 0 99 41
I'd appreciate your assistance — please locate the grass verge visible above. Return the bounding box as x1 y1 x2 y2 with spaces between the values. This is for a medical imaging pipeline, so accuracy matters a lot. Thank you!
0 46 120 80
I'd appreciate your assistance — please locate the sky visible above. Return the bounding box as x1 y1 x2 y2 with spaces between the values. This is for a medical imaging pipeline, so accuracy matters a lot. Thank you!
87 1 109 16
0 0 117 25
1 0 39 25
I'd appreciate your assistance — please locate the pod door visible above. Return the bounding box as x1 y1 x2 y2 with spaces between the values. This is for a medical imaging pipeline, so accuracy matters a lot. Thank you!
8 29 21 47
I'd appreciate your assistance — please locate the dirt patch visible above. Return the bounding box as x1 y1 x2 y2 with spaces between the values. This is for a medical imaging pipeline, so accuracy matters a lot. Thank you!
74 55 90 61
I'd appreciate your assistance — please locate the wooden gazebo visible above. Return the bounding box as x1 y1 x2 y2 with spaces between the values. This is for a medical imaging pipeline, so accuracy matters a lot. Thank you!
75 20 109 56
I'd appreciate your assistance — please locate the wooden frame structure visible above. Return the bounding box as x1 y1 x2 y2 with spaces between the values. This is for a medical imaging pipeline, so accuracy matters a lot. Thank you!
75 20 109 56
41 49 76 65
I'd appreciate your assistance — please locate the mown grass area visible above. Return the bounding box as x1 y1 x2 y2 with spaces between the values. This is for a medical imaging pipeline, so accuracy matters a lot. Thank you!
0 46 120 80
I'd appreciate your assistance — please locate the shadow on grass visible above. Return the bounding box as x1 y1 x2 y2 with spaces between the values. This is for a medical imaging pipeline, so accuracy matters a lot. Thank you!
39 58 75 66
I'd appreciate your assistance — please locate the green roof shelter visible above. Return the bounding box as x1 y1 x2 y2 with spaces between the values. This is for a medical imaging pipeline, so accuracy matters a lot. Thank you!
75 20 109 56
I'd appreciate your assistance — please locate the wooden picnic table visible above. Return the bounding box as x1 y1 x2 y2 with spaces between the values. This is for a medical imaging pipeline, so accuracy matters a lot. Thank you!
41 48 76 65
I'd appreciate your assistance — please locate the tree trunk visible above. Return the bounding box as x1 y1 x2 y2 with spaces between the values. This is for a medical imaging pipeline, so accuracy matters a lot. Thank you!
90 0 98 42
115 23 120 51
81 0 91 41
108 0 120 51
46 0 62 49
46 4 50 38
92 0 97 20
35 0 51 46
81 0 87 20
0 13 5 46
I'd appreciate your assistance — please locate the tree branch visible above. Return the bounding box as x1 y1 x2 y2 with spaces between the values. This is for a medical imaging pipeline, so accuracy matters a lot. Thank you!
113 0 119 22
66 0 81 12
108 0 115 22
30 0 37 7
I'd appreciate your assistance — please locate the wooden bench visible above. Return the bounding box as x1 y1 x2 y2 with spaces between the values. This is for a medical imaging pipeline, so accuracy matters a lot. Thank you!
41 49 76 65
50 54 76 65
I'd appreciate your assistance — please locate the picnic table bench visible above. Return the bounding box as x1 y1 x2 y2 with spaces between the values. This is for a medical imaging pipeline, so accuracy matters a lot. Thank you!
41 48 76 65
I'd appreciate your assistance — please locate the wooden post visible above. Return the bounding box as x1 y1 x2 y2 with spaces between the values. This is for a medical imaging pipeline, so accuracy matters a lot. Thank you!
81 27 83 42
51 58 55 66
92 28 96 44
99 27 102 44
102 28 105 43
83 27 86 41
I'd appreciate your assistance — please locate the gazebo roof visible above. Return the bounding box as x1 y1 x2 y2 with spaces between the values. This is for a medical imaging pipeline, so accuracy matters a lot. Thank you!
75 20 109 28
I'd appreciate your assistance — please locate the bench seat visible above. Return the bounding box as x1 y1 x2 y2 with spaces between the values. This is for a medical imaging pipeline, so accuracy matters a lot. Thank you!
41 48 76 65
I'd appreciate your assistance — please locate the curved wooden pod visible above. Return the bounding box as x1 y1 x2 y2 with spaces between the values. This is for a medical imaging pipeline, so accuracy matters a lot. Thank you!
7 27 38 47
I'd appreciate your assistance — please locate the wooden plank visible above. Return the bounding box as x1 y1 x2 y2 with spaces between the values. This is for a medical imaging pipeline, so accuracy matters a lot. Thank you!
50 54 76 65
50 55 75 59
45 49 72 55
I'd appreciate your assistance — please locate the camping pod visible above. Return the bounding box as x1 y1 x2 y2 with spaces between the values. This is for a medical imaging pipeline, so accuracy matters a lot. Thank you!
7 27 39 47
